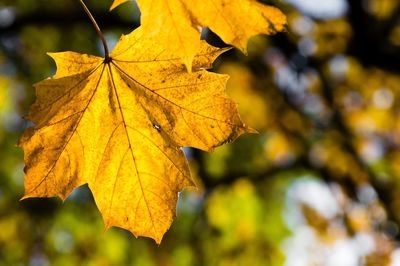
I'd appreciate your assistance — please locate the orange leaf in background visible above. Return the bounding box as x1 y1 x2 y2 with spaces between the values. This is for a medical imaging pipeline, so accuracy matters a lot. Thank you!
110 0 287 70
18 27 249 243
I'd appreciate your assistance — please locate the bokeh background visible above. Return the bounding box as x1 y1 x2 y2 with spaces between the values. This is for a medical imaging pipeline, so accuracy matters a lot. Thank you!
1 0 400 265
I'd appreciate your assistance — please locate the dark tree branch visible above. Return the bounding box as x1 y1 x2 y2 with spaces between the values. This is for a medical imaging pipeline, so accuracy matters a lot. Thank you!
347 0 400 73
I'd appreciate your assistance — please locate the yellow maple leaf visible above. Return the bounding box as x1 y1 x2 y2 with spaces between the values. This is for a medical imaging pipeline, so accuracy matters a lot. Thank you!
110 0 287 70
18 27 249 243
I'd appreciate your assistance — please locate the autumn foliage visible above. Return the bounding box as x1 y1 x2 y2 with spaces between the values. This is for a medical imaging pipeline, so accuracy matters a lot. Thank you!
3 0 400 264
17 0 286 243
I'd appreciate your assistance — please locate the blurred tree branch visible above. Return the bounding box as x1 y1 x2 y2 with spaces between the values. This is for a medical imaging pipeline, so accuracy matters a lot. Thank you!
347 0 400 73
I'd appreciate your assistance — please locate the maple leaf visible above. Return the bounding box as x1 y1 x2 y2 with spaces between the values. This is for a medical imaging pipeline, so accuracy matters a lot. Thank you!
18 27 250 243
110 0 287 70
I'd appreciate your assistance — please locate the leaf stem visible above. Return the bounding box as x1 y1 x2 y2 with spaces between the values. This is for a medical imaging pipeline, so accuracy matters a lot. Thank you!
79 0 110 60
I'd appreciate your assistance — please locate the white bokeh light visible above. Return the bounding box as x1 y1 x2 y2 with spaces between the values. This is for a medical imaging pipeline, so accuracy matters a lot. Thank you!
285 0 348 19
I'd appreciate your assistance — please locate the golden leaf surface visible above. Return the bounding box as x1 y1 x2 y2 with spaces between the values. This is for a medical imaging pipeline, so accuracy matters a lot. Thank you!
18 28 249 243
110 0 287 70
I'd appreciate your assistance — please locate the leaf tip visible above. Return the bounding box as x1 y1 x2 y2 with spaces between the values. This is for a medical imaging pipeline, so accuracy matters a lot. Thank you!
58 193 69 203
19 195 29 201
186 179 197 190
104 223 111 232
245 125 258 134
154 236 163 245
238 46 249 56
109 0 130 11
46 52 58 61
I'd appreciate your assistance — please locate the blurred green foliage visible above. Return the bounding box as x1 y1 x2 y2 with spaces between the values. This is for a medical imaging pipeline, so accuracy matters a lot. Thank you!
1 0 400 265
